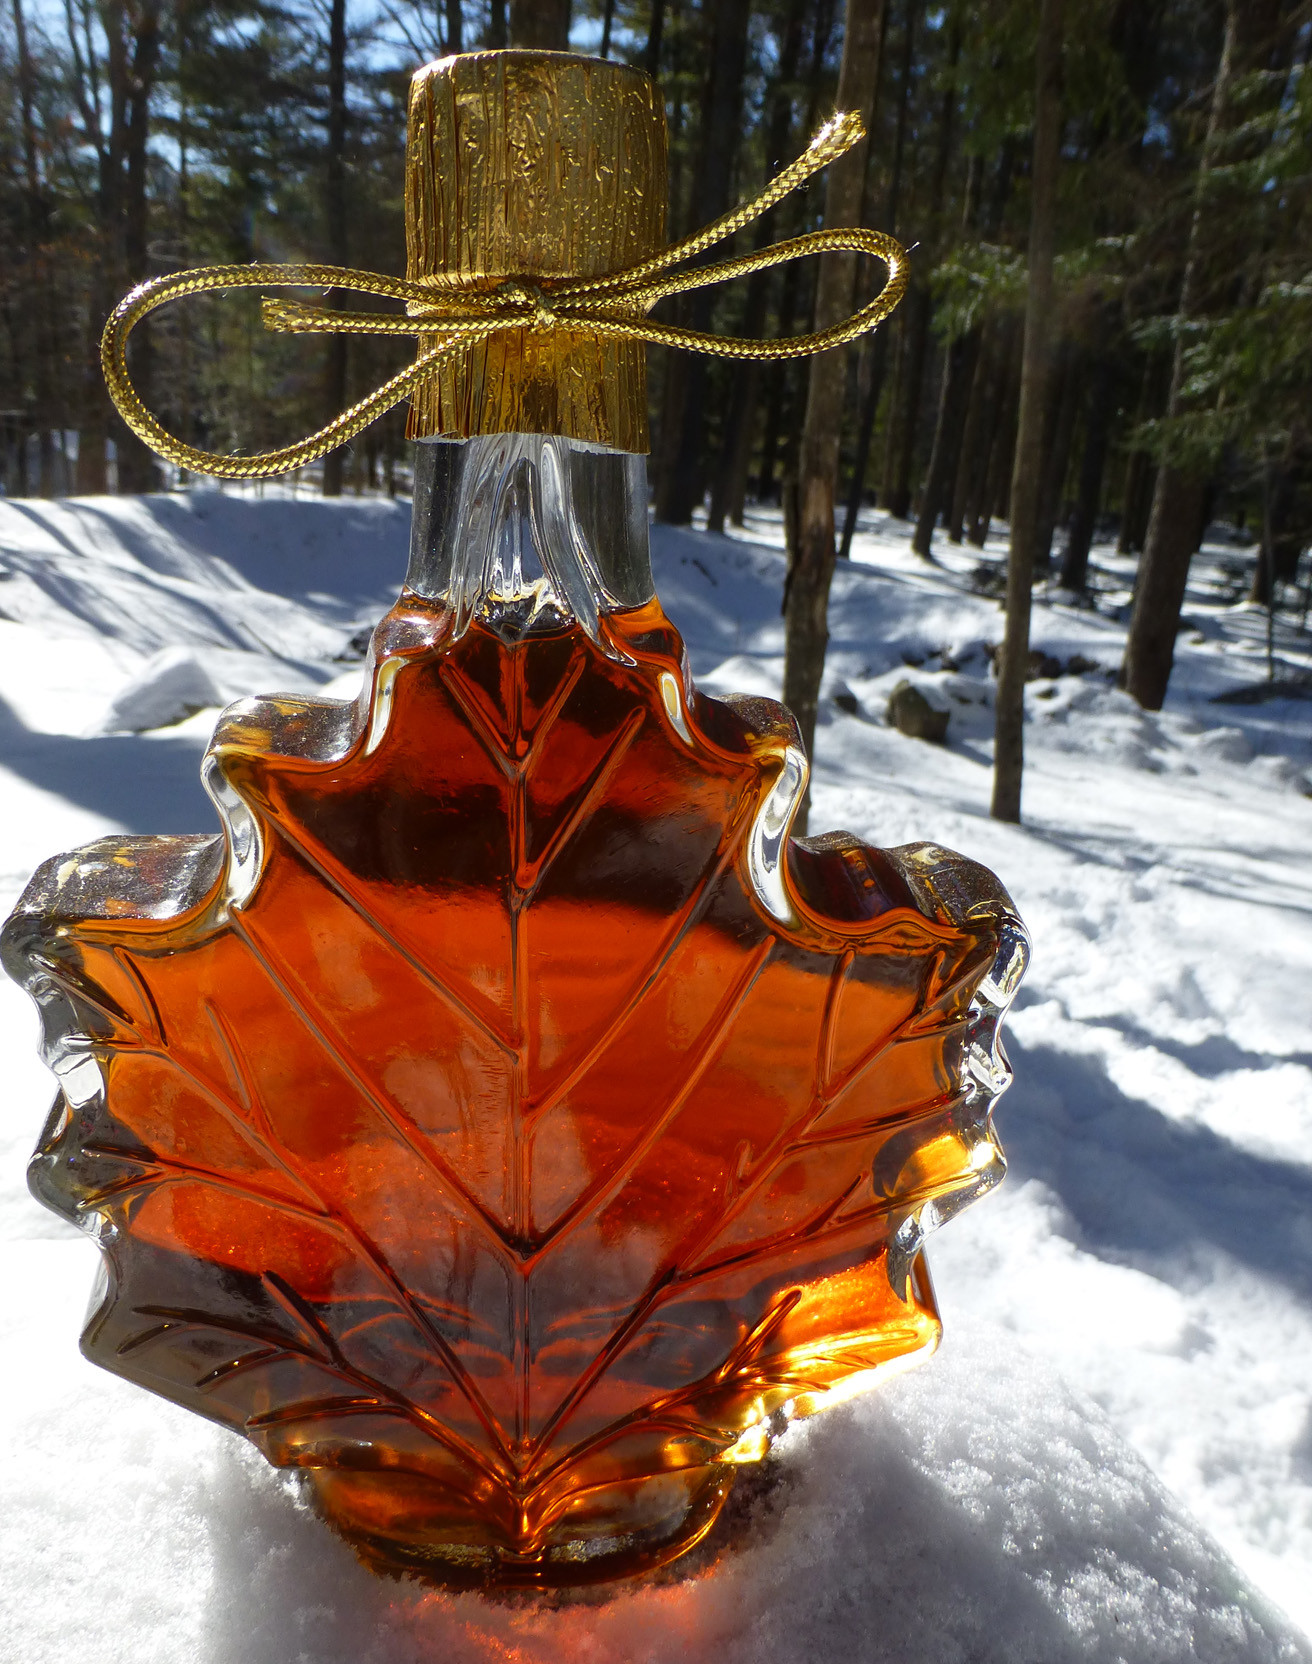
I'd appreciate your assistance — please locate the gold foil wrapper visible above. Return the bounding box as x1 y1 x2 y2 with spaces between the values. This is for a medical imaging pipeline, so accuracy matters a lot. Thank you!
405 51 667 453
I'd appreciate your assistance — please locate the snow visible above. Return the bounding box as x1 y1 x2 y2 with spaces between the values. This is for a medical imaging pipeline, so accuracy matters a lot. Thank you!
2 487 1311 1661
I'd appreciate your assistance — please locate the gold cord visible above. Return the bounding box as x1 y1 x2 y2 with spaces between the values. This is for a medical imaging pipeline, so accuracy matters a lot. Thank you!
101 112 907 481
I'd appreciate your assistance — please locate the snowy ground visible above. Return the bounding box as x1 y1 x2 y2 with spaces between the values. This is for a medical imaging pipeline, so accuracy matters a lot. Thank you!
1 487 1310 1662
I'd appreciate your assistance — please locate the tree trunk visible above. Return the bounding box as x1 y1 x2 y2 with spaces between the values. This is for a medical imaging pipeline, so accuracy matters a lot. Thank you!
832 0 892 559
882 19 958 521
647 8 686 512
839 0 916 557
1249 463 1304 602
651 350 687 518
656 0 754 525
1035 340 1080 570
755 0 838 507
973 345 1016 542
707 0 808 535
11 0 59 496
1123 468 1209 703
912 325 980 558
76 409 109 494
967 317 1018 546
989 337 1022 524
175 15 193 474
1116 351 1158 551
643 0 664 72
112 0 162 493
321 0 349 499
707 361 761 533
755 260 801 503
880 283 930 517
1060 347 1114 590
899 21 961 526
755 369 787 502
1118 447 1150 552
64 0 113 492
445 0 463 51
781 0 887 833
837 331 890 557
1122 0 1278 709
509 0 570 48
949 320 995 542
992 0 1063 824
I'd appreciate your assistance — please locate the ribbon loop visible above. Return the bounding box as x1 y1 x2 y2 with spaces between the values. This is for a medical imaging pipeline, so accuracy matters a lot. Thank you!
101 113 908 481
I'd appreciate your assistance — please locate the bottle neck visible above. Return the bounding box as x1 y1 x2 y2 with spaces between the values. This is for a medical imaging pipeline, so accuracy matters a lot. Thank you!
407 434 654 644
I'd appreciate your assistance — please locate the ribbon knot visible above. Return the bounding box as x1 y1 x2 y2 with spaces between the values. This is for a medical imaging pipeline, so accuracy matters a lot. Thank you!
494 279 560 332
101 112 908 481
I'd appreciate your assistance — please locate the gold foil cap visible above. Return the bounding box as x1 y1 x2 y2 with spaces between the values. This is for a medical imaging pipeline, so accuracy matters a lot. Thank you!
405 51 667 453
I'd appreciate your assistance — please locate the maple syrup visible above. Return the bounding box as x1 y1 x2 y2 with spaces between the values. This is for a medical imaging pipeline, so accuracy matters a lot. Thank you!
6 572 1025 1584
2 50 1026 1589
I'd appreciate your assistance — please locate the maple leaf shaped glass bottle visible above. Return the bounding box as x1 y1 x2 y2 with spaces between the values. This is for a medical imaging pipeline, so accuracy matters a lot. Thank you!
1 51 1027 1587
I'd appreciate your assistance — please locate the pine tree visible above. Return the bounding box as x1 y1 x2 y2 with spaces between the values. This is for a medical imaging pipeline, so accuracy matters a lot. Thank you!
1121 0 1293 709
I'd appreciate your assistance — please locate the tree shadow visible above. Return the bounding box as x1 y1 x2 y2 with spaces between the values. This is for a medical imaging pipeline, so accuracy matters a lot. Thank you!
1019 820 1312 917
0 691 213 836
1001 1033 1312 1303
2 535 267 651
4 493 407 615
1088 1013 1312 1079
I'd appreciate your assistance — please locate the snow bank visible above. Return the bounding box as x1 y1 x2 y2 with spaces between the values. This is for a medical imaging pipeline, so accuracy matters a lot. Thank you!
0 489 407 656
2 1240 1304 1664
97 647 224 732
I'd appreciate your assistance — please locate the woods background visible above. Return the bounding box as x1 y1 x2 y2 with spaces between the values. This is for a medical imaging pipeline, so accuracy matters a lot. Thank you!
1 0 1309 742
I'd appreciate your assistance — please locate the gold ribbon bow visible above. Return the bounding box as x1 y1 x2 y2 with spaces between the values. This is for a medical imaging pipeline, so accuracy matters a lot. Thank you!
101 111 908 481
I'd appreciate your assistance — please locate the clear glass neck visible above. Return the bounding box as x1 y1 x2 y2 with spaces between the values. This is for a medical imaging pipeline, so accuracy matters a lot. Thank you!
407 434 654 644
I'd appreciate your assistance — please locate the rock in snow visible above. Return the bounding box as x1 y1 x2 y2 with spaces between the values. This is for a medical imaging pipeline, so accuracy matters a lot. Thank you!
887 677 951 742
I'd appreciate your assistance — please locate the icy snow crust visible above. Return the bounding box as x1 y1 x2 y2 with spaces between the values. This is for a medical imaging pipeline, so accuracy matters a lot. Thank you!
1 490 1310 1660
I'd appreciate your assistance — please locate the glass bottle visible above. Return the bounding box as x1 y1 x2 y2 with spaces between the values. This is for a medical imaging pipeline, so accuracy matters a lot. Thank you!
0 51 1027 1587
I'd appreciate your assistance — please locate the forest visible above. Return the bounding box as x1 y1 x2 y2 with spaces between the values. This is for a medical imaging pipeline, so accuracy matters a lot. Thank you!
3 9 1312 1642
1 0 1309 734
